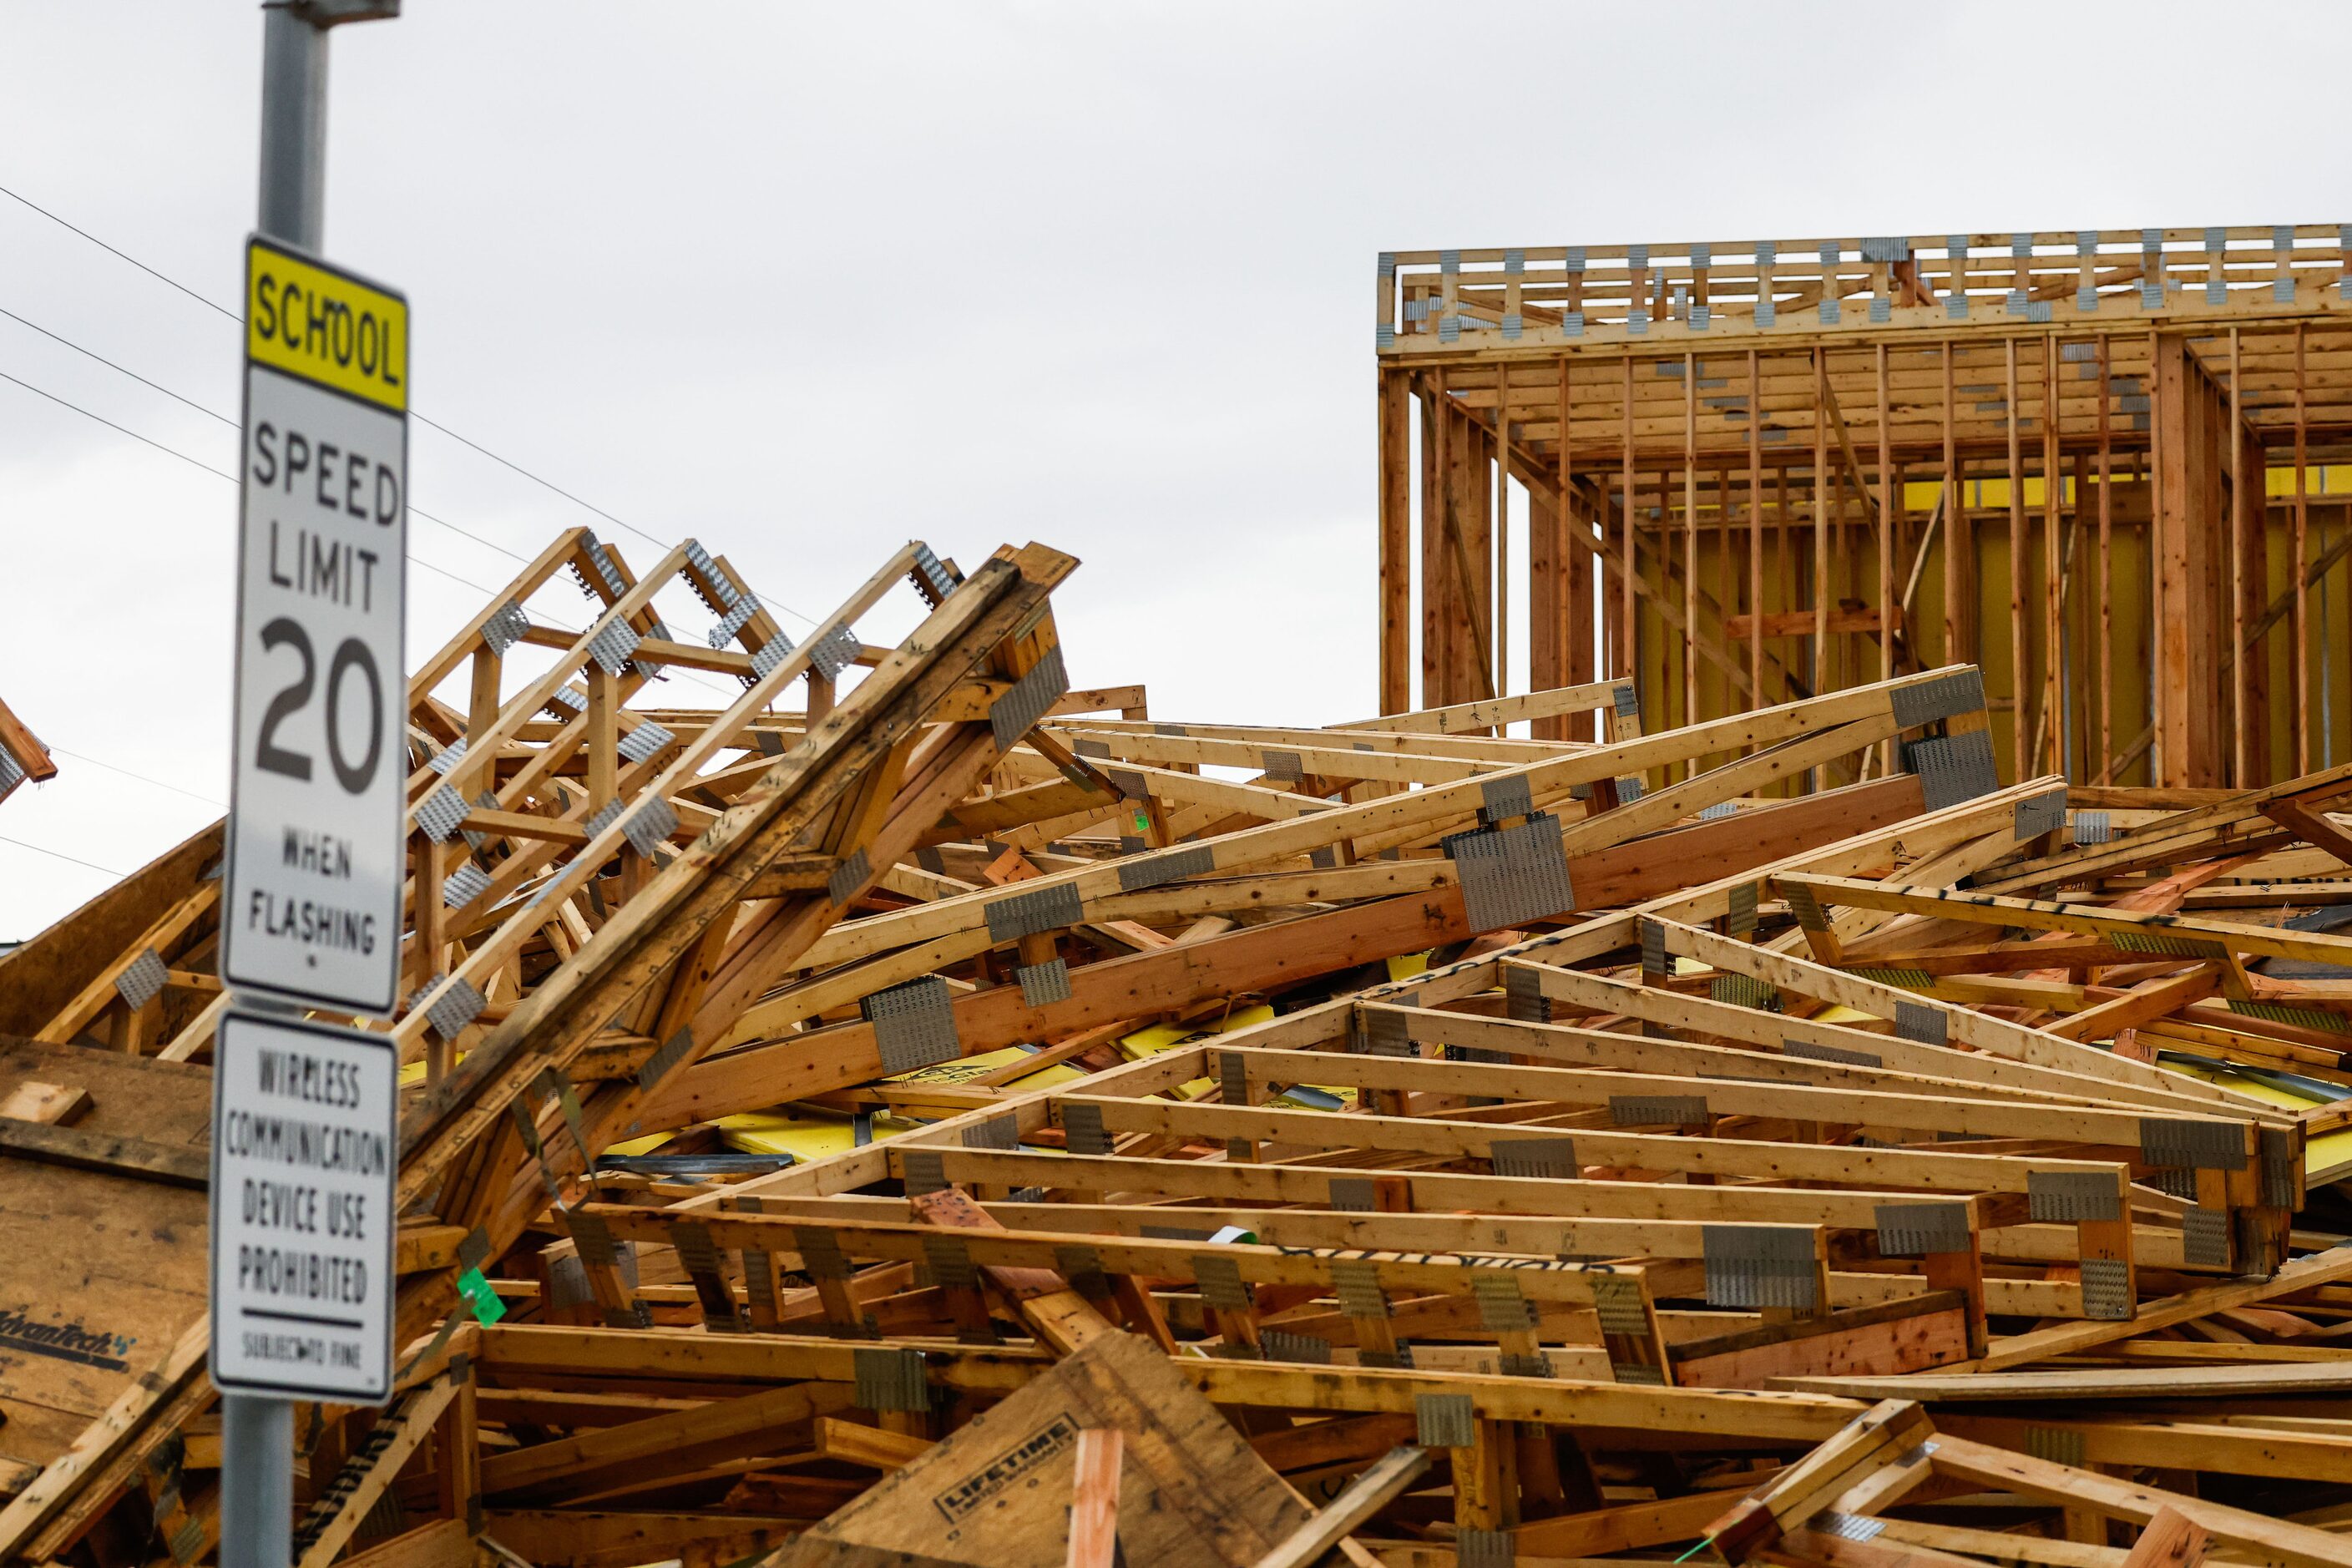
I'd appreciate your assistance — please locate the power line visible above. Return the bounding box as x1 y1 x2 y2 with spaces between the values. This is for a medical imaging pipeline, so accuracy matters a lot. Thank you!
0 184 235 322
0 831 126 878
0 361 754 702
0 178 818 626
0 307 533 568
50 747 226 807
0 366 237 482
0 304 233 426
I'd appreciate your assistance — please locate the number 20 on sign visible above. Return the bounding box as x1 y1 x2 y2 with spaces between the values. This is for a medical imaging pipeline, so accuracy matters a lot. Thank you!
222 236 409 1016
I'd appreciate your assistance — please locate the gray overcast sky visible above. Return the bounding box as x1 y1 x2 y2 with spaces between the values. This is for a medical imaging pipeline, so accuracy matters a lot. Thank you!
3 0 2347 935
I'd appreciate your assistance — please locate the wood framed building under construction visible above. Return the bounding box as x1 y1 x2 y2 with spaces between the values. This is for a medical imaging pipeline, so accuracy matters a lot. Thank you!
1374 226 2352 787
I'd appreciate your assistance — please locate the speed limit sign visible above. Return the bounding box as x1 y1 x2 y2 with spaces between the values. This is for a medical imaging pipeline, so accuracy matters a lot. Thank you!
221 236 409 1017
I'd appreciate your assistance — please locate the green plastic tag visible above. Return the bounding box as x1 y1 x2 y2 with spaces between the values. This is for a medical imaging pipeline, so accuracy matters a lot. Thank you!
456 1266 507 1325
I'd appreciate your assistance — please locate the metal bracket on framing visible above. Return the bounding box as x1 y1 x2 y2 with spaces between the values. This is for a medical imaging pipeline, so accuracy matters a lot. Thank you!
1491 1136 1577 1178
1444 813 1576 933
989 644 1070 751
985 882 1084 943
1015 957 1070 1007
2139 1118 2248 1171
423 976 488 1043
863 975 961 1073
1611 1094 1707 1127
115 948 169 1010
1904 730 2001 812
1783 1037 1881 1068
1504 965 1551 1024
1894 1001 1949 1046
2014 788 2067 842
852 1346 929 1413
1874 1201 1970 1257
1061 1101 1110 1156
1703 1226 1817 1310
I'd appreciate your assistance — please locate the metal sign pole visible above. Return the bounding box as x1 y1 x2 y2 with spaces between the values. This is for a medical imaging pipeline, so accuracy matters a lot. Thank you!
220 8 397 1568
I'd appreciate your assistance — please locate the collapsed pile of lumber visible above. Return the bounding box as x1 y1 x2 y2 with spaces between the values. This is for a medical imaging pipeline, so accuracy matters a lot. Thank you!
5 530 2352 1568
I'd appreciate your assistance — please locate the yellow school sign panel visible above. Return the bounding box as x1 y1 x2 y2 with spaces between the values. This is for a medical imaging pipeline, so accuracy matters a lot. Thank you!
245 236 407 413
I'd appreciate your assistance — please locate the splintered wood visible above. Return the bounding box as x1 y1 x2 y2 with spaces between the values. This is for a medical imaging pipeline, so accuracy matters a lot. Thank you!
8 529 2352 1568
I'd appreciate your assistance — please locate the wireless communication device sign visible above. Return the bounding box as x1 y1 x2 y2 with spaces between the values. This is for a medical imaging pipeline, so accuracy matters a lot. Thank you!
220 237 409 1016
209 1009 397 1402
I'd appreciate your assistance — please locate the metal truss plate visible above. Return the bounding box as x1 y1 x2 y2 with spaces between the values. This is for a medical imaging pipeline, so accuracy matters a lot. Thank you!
115 948 169 1010
1015 957 1071 1007
1191 1254 1251 1312
2024 1426 2084 1466
443 862 492 909
1783 880 1828 931
2263 1127 2299 1208
1889 668 1986 730
1414 1393 1475 1449
2079 1257 2133 1320
985 881 1084 942
1584 1272 1648 1336
1640 918 1667 975
2181 1206 2231 1269
2014 787 2067 842
749 637 795 680
2139 1118 2247 1171
989 645 1070 751
827 847 872 908
1456 1529 1514 1568
2028 1170 2121 1222
1115 841 1212 893
482 599 530 656
1259 1330 1332 1364
1875 1201 1970 1257
852 1345 928 1412
1491 1136 1577 1179
863 975 961 1074
568 1210 617 1267
1328 1176 1376 1213
622 796 678 857
909 542 959 604
2110 928 2225 959
416 783 471 843
424 977 488 1043
1711 973 1779 1011
586 618 640 676
1261 748 1303 781
960 1112 1019 1151
1725 880 1758 937
1894 1001 1949 1045
1611 1095 1707 1126
1360 1007 1414 1058
1783 1037 1881 1068
617 720 675 765
1060 1100 1110 1156
1703 1225 1818 1309
1329 1258 1389 1319
1471 1273 1536 1333
1446 813 1576 933
1479 772 1533 824
1906 729 2001 813
635 1028 695 1092
900 1150 947 1197
1504 965 1551 1024
802 624 858 684
793 1226 852 1281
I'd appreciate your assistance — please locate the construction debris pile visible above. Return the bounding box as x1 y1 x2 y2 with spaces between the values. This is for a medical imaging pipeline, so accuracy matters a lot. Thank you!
8 529 2352 1568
